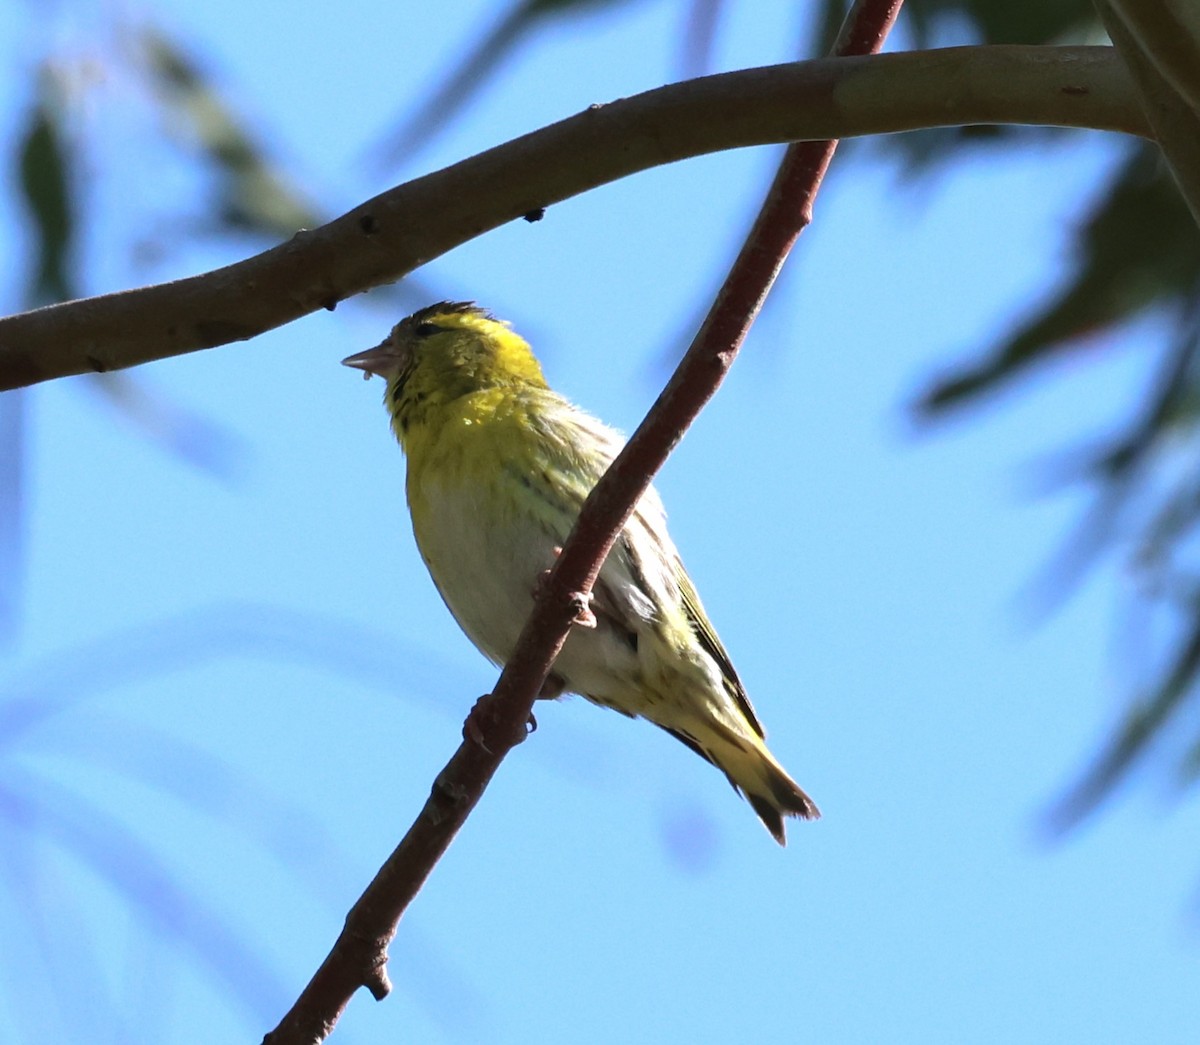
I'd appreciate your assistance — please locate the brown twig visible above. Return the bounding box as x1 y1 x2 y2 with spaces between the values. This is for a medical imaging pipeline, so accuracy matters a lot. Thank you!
0 46 1142 392
263 2 904 1042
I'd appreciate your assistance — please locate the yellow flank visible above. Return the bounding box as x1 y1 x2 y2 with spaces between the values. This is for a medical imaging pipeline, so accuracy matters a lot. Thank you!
343 301 819 844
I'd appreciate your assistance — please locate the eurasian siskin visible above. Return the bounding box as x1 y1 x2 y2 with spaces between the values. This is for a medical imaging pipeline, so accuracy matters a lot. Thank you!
343 301 818 843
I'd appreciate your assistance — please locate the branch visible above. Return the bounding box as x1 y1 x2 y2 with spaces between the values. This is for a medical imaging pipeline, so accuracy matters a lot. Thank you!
0 45 1144 391
1107 0 1200 114
263 0 903 1042
1098 2 1200 229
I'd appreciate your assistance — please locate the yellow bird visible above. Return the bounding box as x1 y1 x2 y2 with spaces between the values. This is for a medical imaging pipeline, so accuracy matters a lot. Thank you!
344 302 818 843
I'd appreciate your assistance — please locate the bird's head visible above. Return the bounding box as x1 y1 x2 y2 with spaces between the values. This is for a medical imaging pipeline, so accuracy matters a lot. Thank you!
343 302 547 437
345 302 545 392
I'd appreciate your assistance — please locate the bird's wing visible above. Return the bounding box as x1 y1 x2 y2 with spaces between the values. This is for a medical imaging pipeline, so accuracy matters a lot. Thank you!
528 401 765 737
672 562 766 739
608 470 768 743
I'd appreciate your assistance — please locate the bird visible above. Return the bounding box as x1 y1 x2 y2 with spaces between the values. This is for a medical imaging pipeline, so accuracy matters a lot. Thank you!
343 301 818 843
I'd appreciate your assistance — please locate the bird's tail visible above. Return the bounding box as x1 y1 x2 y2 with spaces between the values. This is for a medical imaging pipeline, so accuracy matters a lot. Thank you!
662 719 819 845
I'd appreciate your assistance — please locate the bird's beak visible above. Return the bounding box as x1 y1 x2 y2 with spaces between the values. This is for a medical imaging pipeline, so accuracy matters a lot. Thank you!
342 338 403 379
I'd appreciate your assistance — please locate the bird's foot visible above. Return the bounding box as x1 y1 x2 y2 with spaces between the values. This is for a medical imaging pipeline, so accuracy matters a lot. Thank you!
463 694 539 753
567 589 597 628
532 547 597 629
462 695 494 752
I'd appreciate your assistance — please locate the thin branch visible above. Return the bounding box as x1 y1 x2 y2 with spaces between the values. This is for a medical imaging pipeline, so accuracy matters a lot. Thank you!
263 2 902 1042
0 46 1143 391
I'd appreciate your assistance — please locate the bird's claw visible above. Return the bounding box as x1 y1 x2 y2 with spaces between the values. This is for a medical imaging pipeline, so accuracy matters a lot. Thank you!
463 694 538 752
569 590 597 628
532 547 596 629
463 695 493 753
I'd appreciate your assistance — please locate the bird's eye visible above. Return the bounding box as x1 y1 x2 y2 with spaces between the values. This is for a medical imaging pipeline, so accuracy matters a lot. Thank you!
413 321 440 338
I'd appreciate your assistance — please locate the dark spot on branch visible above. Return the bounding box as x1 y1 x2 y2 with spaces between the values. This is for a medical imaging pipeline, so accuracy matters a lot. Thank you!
322 296 339 312
1061 85 1088 96
85 355 107 373
523 207 546 223
359 213 380 234
431 769 470 808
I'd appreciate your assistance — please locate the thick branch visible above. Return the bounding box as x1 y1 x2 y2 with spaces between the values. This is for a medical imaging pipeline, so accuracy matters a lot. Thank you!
0 45 1143 391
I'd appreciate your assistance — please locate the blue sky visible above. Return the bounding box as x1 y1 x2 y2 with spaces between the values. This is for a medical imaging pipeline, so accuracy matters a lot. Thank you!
3 2 1200 1043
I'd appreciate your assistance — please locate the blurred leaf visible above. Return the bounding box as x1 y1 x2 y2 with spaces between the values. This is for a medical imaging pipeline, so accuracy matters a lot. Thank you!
1181 732 1200 784
0 809 123 1042
48 716 352 898
1033 315 1200 576
0 394 24 646
7 71 78 648
916 144 1200 414
904 0 1098 48
17 74 75 305
138 26 317 239
0 769 290 1023
1046 600 1200 830
86 372 246 481
373 0 644 170
861 0 1200 827
1136 483 1200 581
879 122 1061 173
0 614 488 1032
676 0 726 79
861 0 1100 170
135 25 449 326
37 713 491 1032
0 602 475 747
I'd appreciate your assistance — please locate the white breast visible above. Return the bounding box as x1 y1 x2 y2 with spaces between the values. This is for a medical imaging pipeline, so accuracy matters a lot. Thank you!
411 470 563 666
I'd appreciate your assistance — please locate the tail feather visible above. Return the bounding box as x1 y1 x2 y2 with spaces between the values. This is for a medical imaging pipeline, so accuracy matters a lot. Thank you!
658 722 819 845
744 756 820 845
